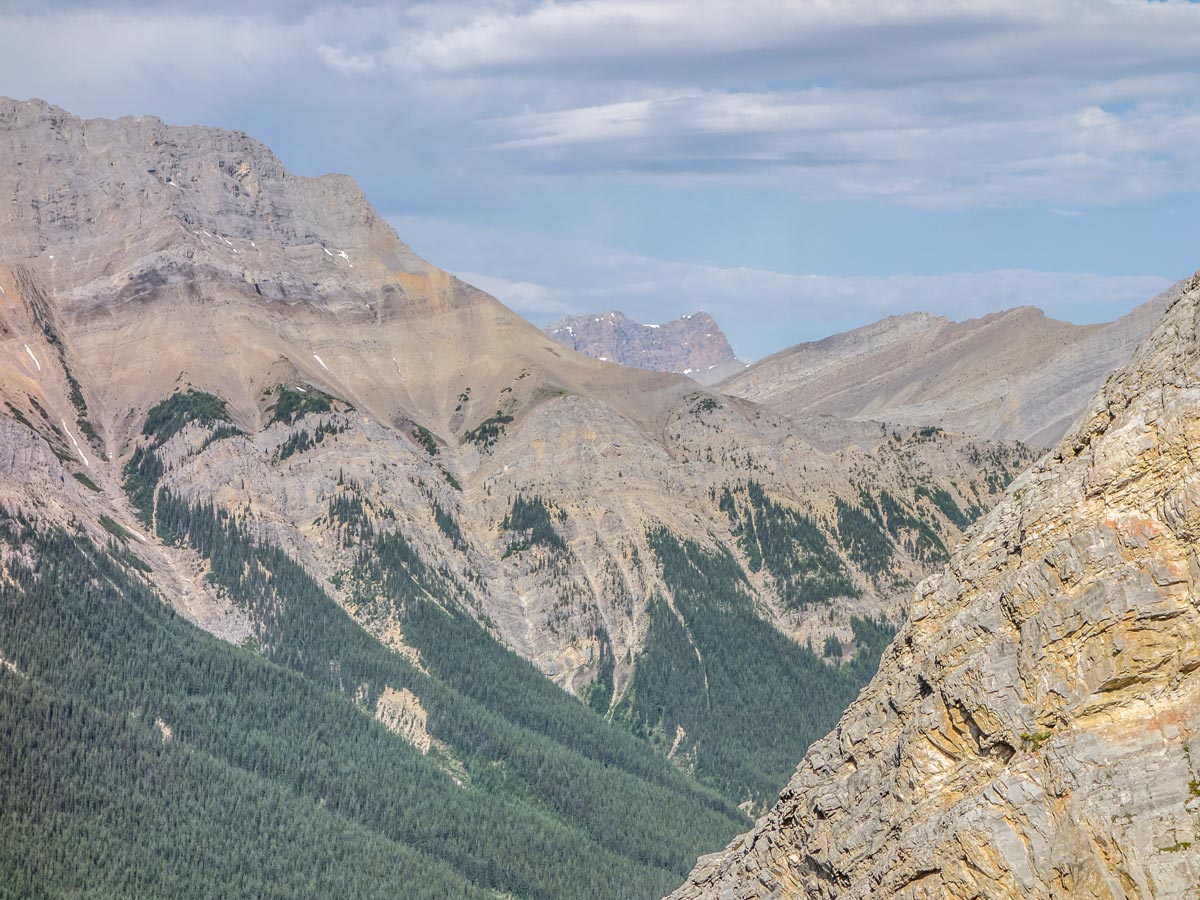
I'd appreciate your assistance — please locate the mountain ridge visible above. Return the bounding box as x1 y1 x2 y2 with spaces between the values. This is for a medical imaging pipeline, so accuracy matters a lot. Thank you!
721 287 1181 446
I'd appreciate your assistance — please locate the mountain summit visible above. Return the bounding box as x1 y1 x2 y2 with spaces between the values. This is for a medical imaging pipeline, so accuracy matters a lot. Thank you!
546 309 746 384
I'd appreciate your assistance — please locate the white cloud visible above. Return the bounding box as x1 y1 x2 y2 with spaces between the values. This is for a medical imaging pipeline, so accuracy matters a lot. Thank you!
3 1 1199 208
455 272 573 316
317 44 377 76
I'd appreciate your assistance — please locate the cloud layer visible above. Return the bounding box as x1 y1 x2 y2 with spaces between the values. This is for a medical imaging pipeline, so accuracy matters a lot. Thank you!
5 1 1200 208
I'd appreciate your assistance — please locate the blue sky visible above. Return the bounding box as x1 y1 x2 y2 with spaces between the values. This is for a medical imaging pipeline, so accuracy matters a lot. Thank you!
2 0 1197 358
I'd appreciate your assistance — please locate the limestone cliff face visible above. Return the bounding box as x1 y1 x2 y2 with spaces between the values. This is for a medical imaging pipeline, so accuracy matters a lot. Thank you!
546 310 745 385
670 273 1200 898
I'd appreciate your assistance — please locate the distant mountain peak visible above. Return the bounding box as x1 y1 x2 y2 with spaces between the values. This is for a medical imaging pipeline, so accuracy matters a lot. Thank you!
545 309 746 384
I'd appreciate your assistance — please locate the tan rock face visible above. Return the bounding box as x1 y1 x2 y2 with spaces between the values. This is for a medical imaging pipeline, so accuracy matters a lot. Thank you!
374 687 431 754
669 273 1200 899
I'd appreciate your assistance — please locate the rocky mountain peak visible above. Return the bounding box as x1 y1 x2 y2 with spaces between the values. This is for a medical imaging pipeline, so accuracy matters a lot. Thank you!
0 95 427 308
546 308 744 384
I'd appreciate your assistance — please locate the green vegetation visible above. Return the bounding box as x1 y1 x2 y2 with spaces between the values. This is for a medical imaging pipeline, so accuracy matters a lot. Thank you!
502 494 567 557
97 514 133 542
823 634 842 658
440 466 463 491
580 638 616 715
268 385 336 426
72 471 101 493
142 389 232 445
916 484 971 529
1020 730 1053 751
432 500 467 551
835 497 894 576
277 419 345 460
861 489 948 566
719 481 856 607
412 424 440 456
462 412 514 449
122 446 164 526
121 390 239 526
614 529 894 804
0 515 494 900
146 488 746 898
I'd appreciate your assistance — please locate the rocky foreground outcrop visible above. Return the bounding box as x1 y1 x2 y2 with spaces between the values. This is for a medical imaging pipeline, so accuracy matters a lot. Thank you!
670 272 1200 897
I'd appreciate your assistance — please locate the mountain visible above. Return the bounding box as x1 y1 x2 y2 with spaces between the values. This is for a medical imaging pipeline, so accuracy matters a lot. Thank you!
671 272 1200 898
721 287 1181 447
0 97 1035 897
546 309 747 385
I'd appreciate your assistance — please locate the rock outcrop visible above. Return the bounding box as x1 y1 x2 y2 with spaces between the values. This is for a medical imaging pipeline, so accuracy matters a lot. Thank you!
721 286 1181 447
374 686 432 754
547 310 745 385
670 272 1200 898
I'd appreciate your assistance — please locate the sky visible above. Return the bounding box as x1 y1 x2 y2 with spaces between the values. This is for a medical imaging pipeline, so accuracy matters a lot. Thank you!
1 0 1198 359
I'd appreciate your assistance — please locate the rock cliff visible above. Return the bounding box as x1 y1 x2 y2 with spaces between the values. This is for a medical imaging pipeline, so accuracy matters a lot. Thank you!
670 272 1200 898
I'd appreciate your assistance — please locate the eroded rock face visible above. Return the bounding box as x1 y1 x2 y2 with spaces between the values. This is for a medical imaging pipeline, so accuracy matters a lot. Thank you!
669 273 1200 898
547 310 745 385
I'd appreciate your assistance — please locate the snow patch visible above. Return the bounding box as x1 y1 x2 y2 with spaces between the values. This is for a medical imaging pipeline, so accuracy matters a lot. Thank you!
0 283 7 296
123 524 149 544
294 386 308 394
322 247 334 257
60 420 88 466
313 354 330 372
23 345 41 372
